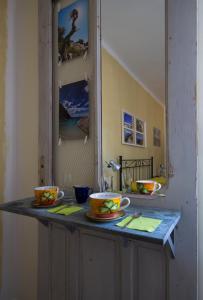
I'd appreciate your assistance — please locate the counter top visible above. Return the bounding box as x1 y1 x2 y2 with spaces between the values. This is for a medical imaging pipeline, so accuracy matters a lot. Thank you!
0 198 180 249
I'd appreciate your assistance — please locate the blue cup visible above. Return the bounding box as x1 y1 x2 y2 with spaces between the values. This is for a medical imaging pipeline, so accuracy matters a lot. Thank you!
73 186 93 204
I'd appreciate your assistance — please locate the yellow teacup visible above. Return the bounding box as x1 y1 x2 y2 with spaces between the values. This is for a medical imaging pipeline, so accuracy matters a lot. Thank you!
136 180 161 194
34 186 64 206
89 192 130 217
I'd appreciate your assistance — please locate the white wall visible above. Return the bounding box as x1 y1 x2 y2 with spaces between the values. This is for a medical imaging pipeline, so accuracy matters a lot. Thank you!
129 1 197 299
198 0 203 298
1 0 39 299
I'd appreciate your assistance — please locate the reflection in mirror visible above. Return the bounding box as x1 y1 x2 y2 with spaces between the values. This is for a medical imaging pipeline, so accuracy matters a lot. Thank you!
101 0 166 194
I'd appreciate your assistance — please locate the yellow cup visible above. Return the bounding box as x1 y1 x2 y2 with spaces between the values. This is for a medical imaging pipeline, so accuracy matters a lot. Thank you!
89 192 130 217
34 186 64 206
136 180 161 194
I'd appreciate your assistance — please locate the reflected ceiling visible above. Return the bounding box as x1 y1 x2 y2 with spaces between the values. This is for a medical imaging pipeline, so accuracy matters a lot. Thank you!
101 0 165 104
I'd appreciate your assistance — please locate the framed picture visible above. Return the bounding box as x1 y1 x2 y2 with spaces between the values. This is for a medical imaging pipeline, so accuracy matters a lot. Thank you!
136 132 144 146
122 111 146 147
124 128 134 144
58 0 89 63
59 80 89 140
153 127 161 146
123 112 134 129
136 118 144 133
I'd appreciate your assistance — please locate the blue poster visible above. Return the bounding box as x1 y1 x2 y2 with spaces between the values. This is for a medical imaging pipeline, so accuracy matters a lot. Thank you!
58 0 89 63
59 80 89 139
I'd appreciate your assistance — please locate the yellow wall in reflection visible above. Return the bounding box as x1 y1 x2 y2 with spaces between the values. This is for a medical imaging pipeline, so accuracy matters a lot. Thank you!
102 48 165 188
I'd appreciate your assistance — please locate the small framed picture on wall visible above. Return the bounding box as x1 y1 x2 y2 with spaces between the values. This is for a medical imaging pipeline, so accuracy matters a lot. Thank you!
123 111 134 129
135 118 145 146
122 111 146 147
122 112 135 145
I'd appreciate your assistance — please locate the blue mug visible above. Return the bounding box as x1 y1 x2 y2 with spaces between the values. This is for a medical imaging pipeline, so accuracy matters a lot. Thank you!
73 186 93 204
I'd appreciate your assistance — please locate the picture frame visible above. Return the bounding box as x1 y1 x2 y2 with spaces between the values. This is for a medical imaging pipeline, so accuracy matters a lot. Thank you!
122 111 146 147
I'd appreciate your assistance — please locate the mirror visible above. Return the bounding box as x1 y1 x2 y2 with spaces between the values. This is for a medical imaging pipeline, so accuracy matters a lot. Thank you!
101 0 167 194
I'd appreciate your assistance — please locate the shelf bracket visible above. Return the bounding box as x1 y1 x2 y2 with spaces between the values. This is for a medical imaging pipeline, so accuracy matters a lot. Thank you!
167 229 175 259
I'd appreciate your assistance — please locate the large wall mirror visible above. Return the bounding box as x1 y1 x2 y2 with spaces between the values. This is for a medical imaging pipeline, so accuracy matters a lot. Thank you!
101 0 167 194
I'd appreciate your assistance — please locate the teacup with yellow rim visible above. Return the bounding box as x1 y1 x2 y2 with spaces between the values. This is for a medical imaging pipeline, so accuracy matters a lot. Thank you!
34 186 64 206
89 192 130 218
136 180 161 195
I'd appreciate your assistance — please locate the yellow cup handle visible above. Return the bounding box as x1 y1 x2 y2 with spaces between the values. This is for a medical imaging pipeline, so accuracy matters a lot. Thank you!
153 183 162 194
119 197 130 210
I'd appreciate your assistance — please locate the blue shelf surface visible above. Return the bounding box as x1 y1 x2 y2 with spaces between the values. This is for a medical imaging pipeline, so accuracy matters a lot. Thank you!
0 197 180 248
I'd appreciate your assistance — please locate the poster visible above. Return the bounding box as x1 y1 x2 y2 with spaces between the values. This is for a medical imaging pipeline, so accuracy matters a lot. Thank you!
59 80 89 139
58 0 89 63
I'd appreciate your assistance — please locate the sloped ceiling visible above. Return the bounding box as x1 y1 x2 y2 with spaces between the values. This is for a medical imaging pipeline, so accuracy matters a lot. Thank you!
101 0 165 104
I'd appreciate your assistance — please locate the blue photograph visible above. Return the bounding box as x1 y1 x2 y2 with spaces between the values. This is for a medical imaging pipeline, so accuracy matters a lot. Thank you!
58 0 89 63
124 128 134 144
123 112 134 129
136 132 144 146
59 80 89 139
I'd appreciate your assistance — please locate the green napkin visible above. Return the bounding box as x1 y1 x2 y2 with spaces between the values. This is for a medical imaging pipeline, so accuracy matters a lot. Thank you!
116 216 162 232
48 205 83 216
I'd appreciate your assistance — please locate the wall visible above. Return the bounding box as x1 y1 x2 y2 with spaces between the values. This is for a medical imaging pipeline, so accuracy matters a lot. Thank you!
198 0 203 298
1 0 39 299
102 48 165 189
53 0 95 189
0 0 6 202
0 0 7 288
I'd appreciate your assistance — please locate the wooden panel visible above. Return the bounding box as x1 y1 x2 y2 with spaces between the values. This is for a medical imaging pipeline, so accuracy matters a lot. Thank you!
66 228 80 300
137 247 166 300
38 224 168 300
120 239 136 300
38 0 53 185
80 231 120 300
51 225 67 300
38 223 51 300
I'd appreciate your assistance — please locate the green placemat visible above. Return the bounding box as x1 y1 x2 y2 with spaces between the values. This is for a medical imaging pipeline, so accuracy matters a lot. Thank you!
48 205 83 216
116 216 162 232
